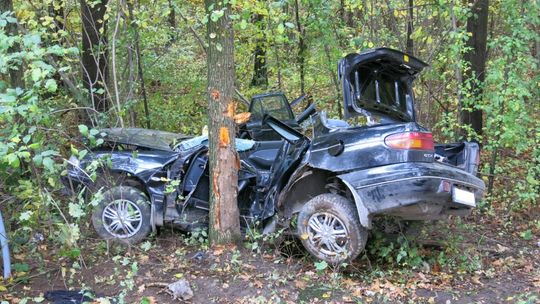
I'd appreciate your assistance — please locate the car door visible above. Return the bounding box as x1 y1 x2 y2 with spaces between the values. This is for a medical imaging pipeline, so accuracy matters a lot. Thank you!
247 93 301 141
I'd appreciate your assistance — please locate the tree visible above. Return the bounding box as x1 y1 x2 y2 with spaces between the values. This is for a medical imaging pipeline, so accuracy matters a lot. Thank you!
406 0 414 55
461 0 489 138
294 0 307 94
80 0 109 113
205 0 241 245
0 0 24 89
250 12 268 87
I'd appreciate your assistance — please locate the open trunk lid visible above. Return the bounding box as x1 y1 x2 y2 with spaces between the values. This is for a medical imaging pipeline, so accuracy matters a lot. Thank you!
338 48 428 122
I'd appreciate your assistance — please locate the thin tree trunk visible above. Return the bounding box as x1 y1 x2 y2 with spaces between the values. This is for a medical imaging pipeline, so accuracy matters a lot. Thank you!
205 0 241 245
128 0 151 128
0 0 24 89
294 0 306 94
450 4 464 139
406 0 414 55
250 13 268 87
167 0 176 42
323 45 342 119
48 0 65 87
80 0 109 113
461 0 488 138
110 0 124 127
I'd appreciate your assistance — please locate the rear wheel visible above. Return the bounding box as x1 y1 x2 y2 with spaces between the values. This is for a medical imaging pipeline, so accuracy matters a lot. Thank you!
92 186 151 244
297 194 368 264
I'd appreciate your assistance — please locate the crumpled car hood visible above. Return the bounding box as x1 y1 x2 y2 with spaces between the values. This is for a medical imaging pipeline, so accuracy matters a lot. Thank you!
99 128 191 151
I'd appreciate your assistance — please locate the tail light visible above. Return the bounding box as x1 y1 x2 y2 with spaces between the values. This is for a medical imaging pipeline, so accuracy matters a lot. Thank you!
385 132 434 151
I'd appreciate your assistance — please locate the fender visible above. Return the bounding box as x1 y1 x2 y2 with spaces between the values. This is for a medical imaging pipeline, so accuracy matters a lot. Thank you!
337 178 372 229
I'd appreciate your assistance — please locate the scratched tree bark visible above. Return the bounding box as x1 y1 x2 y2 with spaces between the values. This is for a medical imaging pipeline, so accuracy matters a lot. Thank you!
205 0 241 245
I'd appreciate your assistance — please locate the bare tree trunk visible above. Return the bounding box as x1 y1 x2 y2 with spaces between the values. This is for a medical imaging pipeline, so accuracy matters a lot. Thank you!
450 4 464 139
0 0 24 89
81 0 109 113
406 0 414 55
294 0 306 94
461 0 488 138
250 13 268 87
110 0 124 127
48 0 65 87
323 45 342 119
205 0 241 245
128 0 151 128
167 0 176 42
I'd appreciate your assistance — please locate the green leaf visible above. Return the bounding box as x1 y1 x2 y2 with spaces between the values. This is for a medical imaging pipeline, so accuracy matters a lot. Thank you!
210 9 224 22
78 124 89 136
31 68 42 82
140 241 152 251
42 156 54 171
314 260 328 271
45 79 57 92
520 229 533 240
239 19 248 30
13 262 30 272
68 202 85 218
19 211 33 222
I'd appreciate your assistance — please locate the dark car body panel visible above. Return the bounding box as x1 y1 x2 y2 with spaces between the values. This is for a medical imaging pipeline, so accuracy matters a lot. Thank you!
308 115 433 173
338 162 484 219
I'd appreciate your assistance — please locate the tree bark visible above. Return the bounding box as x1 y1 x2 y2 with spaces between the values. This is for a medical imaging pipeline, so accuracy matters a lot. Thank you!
167 0 176 42
461 0 488 138
406 0 414 55
81 0 109 113
250 13 268 87
294 0 306 94
205 0 241 245
128 0 151 128
0 0 25 89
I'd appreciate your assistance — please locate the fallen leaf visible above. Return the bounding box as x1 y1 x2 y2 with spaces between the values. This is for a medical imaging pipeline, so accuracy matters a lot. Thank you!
294 280 307 290
496 244 509 253
137 284 145 293
471 276 484 286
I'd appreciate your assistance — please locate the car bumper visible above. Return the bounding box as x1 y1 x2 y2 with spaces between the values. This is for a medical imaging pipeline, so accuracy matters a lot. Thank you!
338 162 485 220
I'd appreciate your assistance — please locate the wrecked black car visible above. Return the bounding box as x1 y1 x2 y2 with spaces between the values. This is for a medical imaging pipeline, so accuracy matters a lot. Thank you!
63 48 485 264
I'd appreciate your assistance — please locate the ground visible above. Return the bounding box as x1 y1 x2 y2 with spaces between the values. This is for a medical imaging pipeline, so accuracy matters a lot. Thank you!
2 212 539 304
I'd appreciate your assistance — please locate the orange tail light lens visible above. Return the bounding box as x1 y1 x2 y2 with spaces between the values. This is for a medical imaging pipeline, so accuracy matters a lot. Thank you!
385 132 434 151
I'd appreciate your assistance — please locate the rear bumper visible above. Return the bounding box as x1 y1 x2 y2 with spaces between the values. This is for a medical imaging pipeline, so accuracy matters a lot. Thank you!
338 162 485 220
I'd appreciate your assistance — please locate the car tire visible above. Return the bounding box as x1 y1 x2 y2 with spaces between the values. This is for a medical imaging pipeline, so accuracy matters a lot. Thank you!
92 186 151 245
297 193 368 264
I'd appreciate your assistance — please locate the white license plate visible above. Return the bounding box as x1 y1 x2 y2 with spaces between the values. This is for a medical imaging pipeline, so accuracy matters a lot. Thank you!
452 187 476 207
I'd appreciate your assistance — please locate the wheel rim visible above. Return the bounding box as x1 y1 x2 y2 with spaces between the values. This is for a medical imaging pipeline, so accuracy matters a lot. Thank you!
307 212 349 257
102 199 143 238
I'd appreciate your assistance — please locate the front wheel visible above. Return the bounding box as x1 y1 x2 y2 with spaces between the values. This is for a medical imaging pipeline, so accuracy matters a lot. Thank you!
92 186 152 245
297 194 368 264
